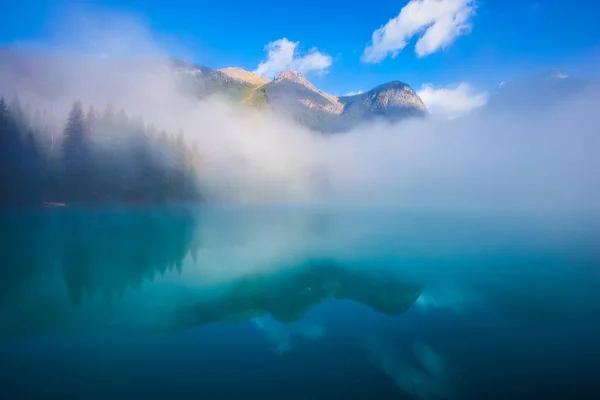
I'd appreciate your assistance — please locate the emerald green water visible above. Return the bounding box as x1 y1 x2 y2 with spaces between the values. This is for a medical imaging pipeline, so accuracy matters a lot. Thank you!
0 206 599 398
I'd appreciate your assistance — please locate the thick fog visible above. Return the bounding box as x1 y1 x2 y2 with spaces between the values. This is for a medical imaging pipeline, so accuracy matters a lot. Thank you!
1 9 598 213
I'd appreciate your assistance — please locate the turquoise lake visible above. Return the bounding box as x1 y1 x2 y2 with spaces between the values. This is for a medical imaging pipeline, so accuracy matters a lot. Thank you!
0 206 599 399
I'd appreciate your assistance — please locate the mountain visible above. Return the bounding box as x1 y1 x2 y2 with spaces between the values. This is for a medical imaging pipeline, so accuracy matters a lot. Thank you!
172 63 427 132
170 58 251 100
246 69 343 132
339 81 428 122
245 69 427 132
0 49 427 133
218 67 269 87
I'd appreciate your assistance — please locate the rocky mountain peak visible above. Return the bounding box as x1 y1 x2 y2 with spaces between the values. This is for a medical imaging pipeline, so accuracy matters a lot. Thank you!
269 69 343 114
342 81 427 112
375 81 427 111
274 70 312 87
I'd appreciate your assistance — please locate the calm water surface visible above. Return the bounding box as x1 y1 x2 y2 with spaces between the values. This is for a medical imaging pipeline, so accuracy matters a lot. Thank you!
0 206 599 399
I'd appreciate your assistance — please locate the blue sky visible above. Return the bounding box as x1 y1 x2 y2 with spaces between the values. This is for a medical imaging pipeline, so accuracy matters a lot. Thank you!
1 0 599 106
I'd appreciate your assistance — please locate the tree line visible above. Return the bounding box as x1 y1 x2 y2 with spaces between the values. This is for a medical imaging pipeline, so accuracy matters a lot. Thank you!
0 96 202 207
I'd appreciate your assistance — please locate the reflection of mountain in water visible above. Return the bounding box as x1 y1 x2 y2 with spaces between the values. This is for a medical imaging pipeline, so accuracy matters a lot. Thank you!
0 208 422 338
171 263 422 331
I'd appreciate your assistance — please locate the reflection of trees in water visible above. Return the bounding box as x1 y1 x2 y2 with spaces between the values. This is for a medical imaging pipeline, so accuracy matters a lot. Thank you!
0 208 201 307
0 212 47 308
0 207 337 310
0 208 426 337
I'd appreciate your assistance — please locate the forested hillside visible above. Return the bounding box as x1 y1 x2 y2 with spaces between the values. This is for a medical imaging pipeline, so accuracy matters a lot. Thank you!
0 97 201 207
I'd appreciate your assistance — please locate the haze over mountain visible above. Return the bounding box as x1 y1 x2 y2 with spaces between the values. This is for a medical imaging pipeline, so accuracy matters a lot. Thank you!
172 58 428 132
248 69 427 132
0 47 427 134
4 47 595 137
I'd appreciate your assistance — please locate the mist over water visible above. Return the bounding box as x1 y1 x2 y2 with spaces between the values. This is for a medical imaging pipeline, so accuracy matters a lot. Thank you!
0 7 599 400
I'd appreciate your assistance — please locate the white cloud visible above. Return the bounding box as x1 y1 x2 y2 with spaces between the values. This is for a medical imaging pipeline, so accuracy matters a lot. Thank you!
254 38 332 79
417 82 488 118
551 71 569 79
362 0 476 62
344 90 364 96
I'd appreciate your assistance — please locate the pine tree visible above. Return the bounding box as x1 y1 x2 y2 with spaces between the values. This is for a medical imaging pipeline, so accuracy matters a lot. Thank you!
85 105 96 139
32 109 43 133
0 97 24 204
22 131 42 202
8 96 27 137
187 140 201 200
62 100 88 201
0 98 11 202
63 100 85 159
103 102 114 121
0 97 8 125
117 108 128 128
146 123 157 141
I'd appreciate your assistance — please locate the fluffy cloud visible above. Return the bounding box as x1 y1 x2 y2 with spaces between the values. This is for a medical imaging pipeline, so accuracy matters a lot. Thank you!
362 0 476 62
254 38 332 78
344 90 364 96
417 82 488 118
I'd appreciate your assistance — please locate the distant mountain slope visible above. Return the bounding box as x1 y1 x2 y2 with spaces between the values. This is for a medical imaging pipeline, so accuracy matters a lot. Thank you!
268 70 343 114
0 49 428 133
218 67 269 87
340 81 427 121
170 59 250 100
256 70 427 132
253 69 342 132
